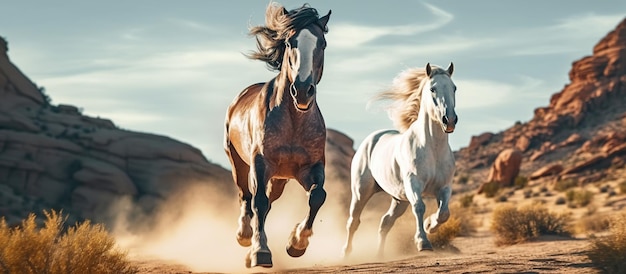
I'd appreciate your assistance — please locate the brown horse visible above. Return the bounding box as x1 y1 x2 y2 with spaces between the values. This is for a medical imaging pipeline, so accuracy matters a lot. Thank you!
223 3 331 268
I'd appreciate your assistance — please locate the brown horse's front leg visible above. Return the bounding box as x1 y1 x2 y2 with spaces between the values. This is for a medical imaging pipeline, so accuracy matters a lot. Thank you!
246 154 273 268
286 162 326 257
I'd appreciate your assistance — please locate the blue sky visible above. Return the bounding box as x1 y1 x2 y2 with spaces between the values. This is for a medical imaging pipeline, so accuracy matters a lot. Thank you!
2 1 625 168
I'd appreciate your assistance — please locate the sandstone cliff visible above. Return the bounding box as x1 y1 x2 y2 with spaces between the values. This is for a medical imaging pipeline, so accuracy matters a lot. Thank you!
456 18 626 186
0 36 361 230
0 37 234 227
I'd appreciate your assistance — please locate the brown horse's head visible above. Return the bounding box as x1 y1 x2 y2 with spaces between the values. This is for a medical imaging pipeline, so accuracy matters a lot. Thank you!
247 3 331 111
284 12 330 111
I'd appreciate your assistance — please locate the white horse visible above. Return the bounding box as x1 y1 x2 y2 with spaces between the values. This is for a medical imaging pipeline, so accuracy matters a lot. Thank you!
342 63 457 258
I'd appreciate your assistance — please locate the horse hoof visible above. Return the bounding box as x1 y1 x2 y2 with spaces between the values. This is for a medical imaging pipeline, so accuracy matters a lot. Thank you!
417 240 433 251
245 254 251 268
237 236 252 247
341 247 351 259
286 245 307 257
424 218 434 233
250 250 273 268
419 245 434 252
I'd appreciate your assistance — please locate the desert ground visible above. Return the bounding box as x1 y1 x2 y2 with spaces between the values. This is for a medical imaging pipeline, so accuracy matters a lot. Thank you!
119 172 626 274
130 233 595 274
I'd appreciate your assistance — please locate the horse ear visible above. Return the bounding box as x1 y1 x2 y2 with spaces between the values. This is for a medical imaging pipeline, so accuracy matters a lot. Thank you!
447 62 454 76
318 10 332 29
426 63 432 77
282 7 289 15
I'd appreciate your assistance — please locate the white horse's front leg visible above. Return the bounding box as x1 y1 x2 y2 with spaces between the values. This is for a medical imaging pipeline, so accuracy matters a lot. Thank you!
404 175 432 251
425 185 451 233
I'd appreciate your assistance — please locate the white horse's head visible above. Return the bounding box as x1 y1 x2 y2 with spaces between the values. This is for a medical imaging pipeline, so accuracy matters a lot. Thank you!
425 63 457 133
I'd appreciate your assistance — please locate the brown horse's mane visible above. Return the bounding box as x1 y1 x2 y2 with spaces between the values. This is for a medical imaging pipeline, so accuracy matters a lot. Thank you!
247 2 328 71
374 66 449 132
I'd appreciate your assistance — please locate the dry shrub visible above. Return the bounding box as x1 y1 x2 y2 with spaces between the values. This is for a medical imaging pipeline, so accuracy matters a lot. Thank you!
454 206 478 236
491 204 571 246
575 214 611 235
523 189 533 199
554 178 578 192
587 213 626 273
0 210 136 274
598 184 610 193
457 174 470 185
565 189 594 208
428 215 461 248
514 176 528 189
619 180 626 195
426 203 478 249
459 194 474 208
481 181 500 198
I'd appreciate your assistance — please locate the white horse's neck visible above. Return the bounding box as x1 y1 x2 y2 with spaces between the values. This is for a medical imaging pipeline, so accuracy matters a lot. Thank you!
407 95 449 154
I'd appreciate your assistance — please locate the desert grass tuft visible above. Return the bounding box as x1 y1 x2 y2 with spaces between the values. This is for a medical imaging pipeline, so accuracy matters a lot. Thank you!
481 181 500 198
587 213 626 273
565 188 594 208
491 204 570 246
459 194 474 208
514 176 528 189
553 178 578 192
428 215 461 249
575 214 611 235
0 210 136 274
618 180 626 195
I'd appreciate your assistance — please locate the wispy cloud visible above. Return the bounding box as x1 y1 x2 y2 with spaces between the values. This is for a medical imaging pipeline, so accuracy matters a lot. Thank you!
327 2 453 49
455 75 548 110
553 13 625 36
167 18 217 33
327 35 482 74
498 13 626 56
121 28 145 41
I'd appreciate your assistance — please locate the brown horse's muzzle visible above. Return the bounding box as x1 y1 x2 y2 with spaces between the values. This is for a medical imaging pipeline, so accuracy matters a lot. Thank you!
290 82 316 111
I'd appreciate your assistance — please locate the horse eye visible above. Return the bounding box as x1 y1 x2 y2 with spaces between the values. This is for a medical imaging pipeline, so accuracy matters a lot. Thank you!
285 41 291 48
430 87 435 92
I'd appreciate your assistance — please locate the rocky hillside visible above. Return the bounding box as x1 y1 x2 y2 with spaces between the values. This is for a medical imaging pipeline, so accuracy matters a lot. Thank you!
456 18 626 187
0 36 360 230
0 37 234 228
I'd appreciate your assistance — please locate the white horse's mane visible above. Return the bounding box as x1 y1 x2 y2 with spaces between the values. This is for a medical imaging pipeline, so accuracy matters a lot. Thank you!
374 66 449 132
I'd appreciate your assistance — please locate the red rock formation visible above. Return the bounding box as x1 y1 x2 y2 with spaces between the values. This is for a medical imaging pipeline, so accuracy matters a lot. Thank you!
0 36 235 227
456 18 626 186
485 148 522 187
468 132 494 151
0 36 355 228
529 164 564 180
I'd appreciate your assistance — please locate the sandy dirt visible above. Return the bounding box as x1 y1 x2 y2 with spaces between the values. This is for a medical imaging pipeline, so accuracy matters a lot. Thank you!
121 180 608 274
130 232 596 274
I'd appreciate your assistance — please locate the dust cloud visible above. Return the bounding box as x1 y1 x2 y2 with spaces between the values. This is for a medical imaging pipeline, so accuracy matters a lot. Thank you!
113 177 421 273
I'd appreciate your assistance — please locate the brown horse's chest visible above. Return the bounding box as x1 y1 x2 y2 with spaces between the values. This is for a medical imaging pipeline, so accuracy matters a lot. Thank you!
263 135 325 177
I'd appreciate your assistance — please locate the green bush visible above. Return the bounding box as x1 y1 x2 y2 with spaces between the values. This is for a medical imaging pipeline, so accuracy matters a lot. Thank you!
0 210 136 274
491 204 570 246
